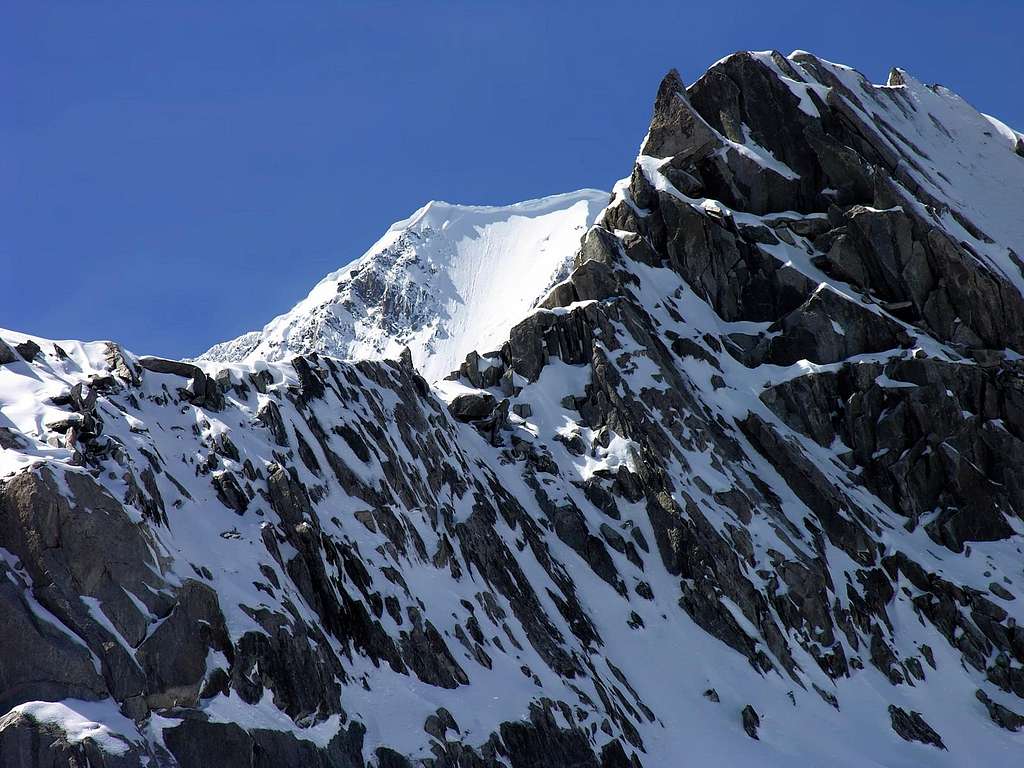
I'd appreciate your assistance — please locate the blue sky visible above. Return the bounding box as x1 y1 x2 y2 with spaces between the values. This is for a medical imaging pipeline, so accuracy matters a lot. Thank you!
4 1 1022 358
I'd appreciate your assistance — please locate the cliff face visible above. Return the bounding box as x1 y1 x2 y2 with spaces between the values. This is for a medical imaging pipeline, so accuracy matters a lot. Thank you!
3 50 1024 767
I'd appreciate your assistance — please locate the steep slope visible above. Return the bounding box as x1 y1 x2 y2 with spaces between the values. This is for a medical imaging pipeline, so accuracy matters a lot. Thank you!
200 190 608 382
4 50 1024 768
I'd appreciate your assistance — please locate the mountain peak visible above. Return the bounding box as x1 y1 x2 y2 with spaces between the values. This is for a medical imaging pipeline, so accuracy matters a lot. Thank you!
4 49 1024 768
199 188 609 381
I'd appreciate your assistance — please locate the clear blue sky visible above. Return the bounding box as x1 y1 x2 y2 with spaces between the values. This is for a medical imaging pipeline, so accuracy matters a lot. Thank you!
4 1 1022 358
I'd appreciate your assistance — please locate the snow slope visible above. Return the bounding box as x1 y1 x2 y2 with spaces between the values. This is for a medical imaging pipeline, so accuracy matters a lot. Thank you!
201 190 608 382
4 50 1024 768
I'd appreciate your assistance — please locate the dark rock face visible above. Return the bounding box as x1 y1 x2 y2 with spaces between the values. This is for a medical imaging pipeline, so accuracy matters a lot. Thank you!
3 50 1024 767
758 286 909 366
0 338 16 365
138 356 224 409
0 344 635 766
976 690 1024 732
642 69 720 162
0 469 169 711
760 356 1024 552
740 705 760 740
448 390 497 422
888 705 945 749
0 709 152 768
162 717 366 768
15 339 42 362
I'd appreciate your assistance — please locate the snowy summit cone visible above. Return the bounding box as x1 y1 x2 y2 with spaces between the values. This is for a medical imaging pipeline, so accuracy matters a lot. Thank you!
200 189 608 382
3 50 1024 767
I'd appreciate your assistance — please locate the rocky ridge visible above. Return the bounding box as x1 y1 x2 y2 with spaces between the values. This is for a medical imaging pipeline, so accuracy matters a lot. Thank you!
3 50 1024 767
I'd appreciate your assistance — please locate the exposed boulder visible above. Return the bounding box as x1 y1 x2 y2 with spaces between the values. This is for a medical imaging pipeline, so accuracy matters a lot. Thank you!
256 399 289 446
14 340 41 362
741 705 760 740
887 705 945 749
976 689 1024 732
448 390 497 422
162 717 366 768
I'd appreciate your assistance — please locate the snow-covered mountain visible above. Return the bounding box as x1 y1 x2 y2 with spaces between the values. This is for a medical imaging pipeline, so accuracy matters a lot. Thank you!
4 50 1024 768
200 190 608 382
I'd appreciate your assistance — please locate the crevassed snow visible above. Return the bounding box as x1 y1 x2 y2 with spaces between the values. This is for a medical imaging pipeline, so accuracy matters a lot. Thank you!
201 189 608 382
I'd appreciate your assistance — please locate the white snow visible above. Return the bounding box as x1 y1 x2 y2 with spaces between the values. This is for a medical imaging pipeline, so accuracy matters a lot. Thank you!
201 190 608 382
2 49 1024 768
8 699 139 755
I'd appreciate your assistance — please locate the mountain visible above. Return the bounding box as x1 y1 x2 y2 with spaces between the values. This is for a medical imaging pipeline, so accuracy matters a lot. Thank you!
199 190 608 383
3 49 1024 768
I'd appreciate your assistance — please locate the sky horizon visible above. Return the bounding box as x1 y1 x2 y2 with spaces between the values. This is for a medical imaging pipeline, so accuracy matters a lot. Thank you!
4 1 1023 358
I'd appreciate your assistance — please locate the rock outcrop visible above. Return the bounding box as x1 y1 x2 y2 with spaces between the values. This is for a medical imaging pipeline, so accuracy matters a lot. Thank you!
3 49 1024 766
